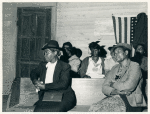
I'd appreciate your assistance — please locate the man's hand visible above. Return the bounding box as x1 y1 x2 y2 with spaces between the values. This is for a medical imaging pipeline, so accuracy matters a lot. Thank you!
33 80 41 87
120 90 132 96
110 89 120 95
111 89 132 96
33 80 45 90
110 82 131 96
37 83 45 90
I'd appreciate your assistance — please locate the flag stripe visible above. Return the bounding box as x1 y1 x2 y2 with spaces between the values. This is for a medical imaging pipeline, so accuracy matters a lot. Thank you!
112 16 117 44
118 17 122 43
112 15 137 57
127 17 131 44
116 17 119 43
121 17 124 43
124 17 127 43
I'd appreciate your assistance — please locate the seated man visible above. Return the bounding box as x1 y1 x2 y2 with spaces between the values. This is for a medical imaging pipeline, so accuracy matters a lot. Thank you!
79 41 107 78
101 43 146 112
30 40 76 112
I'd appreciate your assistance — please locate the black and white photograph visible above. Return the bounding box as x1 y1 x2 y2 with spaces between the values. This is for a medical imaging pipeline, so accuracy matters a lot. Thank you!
2 1 148 112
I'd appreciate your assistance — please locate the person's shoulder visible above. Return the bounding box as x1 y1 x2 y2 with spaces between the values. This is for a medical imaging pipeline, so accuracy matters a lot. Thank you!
130 56 134 61
58 60 71 69
111 64 119 70
142 56 147 60
82 56 90 62
39 61 47 66
58 60 69 66
74 55 81 62
100 57 105 62
130 61 140 67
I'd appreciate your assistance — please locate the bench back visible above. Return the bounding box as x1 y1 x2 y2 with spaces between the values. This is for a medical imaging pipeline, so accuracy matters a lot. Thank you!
19 78 38 105
8 78 106 107
72 78 106 105
7 78 38 108
7 77 148 111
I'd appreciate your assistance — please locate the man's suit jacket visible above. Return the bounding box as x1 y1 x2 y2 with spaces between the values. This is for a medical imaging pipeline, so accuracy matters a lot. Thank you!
30 60 74 101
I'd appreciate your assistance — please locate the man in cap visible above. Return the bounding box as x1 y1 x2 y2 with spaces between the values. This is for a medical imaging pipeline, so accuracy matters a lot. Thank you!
102 43 146 112
30 40 76 112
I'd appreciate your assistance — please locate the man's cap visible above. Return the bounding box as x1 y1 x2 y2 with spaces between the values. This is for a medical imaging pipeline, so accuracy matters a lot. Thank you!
108 45 117 56
112 43 132 52
108 45 117 51
41 40 61 50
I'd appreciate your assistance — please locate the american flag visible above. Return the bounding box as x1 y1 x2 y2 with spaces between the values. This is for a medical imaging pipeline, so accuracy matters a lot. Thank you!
112 15 138 56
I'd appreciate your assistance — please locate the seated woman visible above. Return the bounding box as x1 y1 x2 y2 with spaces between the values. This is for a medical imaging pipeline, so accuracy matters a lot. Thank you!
67 47 81 78
60 42 72 63
79 41 107 78
75 48 82 59
89 43 146 112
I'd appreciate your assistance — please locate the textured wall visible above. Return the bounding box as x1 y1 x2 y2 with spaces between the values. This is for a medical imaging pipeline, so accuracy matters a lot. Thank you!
56 2 147 60
3 2 56 95
3 2 147 95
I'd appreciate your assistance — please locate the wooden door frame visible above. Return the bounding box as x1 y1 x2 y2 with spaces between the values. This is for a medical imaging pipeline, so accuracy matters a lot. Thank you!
15 6 57 78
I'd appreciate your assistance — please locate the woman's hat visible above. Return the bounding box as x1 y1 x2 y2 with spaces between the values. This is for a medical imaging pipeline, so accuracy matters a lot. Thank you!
41 40 61 50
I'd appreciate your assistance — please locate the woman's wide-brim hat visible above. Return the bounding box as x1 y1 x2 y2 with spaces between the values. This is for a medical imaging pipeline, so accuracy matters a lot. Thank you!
41 40 62 50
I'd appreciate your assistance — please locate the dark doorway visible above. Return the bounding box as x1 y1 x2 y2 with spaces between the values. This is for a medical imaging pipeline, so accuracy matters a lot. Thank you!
16 7 51 78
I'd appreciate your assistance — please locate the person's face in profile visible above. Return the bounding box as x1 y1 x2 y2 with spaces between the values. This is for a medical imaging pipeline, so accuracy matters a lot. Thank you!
63 45 71 56
136 45 144 55
44 49 56 62
91 48 99 57
114 47 128 62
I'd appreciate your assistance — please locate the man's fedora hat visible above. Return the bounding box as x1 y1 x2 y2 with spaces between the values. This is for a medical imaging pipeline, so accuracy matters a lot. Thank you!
41 40 61 50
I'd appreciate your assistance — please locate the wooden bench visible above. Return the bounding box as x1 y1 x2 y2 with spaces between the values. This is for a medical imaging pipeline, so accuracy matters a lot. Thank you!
6 77 148 112
6 77 38 112
69 78 106 112
6 77 106 112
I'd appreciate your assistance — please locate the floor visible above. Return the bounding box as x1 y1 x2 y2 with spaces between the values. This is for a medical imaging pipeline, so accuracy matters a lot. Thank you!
2 95 9 112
